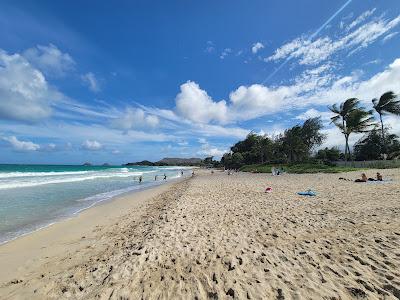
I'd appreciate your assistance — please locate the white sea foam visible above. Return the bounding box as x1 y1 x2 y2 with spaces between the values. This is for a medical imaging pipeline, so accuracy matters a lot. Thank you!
0 171 93 178
0 172 145 190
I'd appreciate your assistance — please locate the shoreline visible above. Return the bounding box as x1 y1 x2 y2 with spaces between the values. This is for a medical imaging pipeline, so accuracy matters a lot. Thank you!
0 177 187 285
0 174 188 246
1 169 399 299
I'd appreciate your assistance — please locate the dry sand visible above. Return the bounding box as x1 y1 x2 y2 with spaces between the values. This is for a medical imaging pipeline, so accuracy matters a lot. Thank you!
1 169 400 299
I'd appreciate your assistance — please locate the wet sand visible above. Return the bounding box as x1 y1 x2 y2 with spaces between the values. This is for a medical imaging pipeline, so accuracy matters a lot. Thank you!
1 169 399 299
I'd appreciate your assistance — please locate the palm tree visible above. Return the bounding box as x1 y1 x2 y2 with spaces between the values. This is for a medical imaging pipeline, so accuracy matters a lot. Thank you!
328 98 359 161
372 91 400 157
344 109 375 146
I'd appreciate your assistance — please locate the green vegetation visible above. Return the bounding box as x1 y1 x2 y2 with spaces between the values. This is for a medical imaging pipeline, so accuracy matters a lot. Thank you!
240 163 360 174
221 91 400 173
328 98 374 161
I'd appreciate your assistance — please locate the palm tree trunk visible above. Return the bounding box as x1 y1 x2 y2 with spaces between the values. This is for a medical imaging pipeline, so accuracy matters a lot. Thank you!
379 113 386 159
342 118 348 162
347 141 351 161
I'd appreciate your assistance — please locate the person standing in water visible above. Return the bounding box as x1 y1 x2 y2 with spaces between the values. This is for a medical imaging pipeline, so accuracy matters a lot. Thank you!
139 176 142 183
154 175 158 181
163 173 167 180
181 170 184 176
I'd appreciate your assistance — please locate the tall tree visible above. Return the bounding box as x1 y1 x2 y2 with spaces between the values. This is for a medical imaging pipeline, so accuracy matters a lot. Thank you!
328 98 365 161
372 91 400 157
354 127 400 161
344 108 375 159
280 117 325 163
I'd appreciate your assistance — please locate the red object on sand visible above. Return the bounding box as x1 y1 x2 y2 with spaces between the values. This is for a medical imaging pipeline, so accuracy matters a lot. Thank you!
265 187 272 193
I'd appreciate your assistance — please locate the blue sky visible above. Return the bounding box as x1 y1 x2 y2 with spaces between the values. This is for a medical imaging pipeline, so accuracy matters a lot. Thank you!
1 0 400 164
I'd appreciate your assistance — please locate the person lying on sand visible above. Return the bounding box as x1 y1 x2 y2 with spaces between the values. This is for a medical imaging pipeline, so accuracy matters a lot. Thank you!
340 173 383 182
339 173 367 182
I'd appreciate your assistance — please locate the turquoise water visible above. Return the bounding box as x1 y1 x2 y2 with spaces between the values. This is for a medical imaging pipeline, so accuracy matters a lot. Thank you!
0 164 190 244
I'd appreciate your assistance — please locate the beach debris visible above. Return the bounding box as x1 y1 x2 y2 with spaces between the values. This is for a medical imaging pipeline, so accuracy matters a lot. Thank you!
297 189 316 196
10 279 23 284
265 187 272 193
226 288 235 298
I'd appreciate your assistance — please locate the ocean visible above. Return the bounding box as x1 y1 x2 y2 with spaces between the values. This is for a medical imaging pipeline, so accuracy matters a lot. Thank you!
0 164 190 244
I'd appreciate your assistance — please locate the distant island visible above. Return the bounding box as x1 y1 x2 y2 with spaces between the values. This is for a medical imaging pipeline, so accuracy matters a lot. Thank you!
124 157 204 167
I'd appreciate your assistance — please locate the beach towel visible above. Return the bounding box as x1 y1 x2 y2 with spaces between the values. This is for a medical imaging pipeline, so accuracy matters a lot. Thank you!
297 190 317 196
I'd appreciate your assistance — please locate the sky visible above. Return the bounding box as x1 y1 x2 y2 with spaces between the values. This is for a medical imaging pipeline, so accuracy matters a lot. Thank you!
1 0 400 165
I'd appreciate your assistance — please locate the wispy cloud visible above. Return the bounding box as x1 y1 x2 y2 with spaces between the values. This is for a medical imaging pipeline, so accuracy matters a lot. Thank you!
267 12 400 66
345 8 376 31
382 31 399 43
81 72 100 92
204 40 215 53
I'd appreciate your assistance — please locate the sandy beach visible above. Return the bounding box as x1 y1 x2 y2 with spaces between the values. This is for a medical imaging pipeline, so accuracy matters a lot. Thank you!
1 169 400 299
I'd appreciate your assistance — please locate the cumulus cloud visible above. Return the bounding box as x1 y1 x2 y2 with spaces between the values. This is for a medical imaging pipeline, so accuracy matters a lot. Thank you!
251 42 264 54
175 81 228 124
196 139 227 158
0 49 61 122
81 140 102 151
267 12 400 65
81 72 100 92
111 107 159 130
23 44 75 77
2 136 40 151
229 84 290 120
171 57 400 126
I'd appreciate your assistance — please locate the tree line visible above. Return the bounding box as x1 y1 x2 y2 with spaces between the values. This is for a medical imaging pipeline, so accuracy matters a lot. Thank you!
221 91 400 169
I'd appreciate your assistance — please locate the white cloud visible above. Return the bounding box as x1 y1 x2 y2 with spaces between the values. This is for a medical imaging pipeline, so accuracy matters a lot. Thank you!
3 136 40 151
177 140 188 146
171 57 400 127
220 48 232 59
111 107 159 130
320 126 363 150
81 140 102 151
81 72 100 92
382 31 399 43
229 84 292 120
295 108 333 123
191 123 249 139
23 44 75 77
0 49 62 122
111 149 120 154
267 12 400 65
175 81 228 124
196 139 227 158
252 42 264 54
346 8 376 31
204 41 215 53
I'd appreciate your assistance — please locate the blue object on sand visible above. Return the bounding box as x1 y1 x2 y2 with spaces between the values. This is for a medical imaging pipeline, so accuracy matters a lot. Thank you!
297 190 317 196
